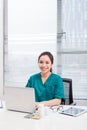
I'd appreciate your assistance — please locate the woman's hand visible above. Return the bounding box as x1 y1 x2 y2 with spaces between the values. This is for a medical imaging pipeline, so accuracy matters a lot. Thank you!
35 98 61 109
35 102 43 109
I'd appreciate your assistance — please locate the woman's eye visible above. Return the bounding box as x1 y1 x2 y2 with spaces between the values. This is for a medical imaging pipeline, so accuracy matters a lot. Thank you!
39 61 43 64
39 61 50 64
46 62 49 64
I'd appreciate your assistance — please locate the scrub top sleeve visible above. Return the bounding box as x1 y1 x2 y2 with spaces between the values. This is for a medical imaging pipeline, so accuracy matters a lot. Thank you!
26 77 32 88
54 76 64 99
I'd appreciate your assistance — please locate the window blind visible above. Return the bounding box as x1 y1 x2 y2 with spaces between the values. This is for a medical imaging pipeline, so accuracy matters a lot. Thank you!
59 0 87 99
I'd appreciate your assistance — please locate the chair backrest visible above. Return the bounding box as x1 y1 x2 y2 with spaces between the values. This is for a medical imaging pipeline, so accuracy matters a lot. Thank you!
62 78 73 105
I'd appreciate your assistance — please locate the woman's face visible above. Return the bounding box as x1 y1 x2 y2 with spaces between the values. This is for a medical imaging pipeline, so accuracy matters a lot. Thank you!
38 55 52 75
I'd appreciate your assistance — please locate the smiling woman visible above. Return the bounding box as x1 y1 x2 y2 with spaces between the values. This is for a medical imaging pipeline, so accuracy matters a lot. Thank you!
26 51 64 108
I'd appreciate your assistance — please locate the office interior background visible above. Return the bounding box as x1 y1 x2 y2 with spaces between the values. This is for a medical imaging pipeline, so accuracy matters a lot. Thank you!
0 0 87 105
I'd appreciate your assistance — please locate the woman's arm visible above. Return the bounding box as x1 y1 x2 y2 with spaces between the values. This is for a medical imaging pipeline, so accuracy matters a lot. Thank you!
35 98 61 108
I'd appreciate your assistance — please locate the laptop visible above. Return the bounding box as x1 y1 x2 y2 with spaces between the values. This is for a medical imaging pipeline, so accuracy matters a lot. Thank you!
4 87 35 113
60 106 87 117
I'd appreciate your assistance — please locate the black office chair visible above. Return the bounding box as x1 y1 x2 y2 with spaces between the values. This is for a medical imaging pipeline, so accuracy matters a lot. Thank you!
62 78 75 105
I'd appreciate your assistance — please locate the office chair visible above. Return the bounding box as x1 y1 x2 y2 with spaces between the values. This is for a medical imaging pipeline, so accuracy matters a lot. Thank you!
62 78 76 105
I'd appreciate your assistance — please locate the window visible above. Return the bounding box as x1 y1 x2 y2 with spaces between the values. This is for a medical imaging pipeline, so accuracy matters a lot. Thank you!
57 0 87 99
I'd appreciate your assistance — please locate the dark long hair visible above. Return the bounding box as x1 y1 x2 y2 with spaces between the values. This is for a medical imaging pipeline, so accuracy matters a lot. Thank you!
38 51 54 72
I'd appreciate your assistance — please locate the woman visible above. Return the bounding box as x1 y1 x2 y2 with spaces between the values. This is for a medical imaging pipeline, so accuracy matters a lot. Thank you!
26 51 64 108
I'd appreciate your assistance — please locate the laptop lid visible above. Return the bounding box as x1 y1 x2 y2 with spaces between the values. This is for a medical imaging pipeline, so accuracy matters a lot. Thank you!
4 87 35 113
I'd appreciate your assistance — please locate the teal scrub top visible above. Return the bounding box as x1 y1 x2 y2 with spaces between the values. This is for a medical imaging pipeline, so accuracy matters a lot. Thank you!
26 73 64 102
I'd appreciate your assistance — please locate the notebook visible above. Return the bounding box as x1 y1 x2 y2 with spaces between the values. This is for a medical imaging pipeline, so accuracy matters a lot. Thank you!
60 106 87 117
4 87 35 113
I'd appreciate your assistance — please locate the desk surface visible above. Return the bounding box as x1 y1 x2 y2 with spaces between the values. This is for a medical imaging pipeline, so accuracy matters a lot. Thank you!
0 105 87 130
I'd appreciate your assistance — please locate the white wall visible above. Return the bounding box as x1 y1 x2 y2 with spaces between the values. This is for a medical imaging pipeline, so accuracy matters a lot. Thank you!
8 0 57 34
0 0 3 98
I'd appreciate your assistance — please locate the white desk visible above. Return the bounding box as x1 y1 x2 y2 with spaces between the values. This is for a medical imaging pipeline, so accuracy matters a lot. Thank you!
0 105 87 130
